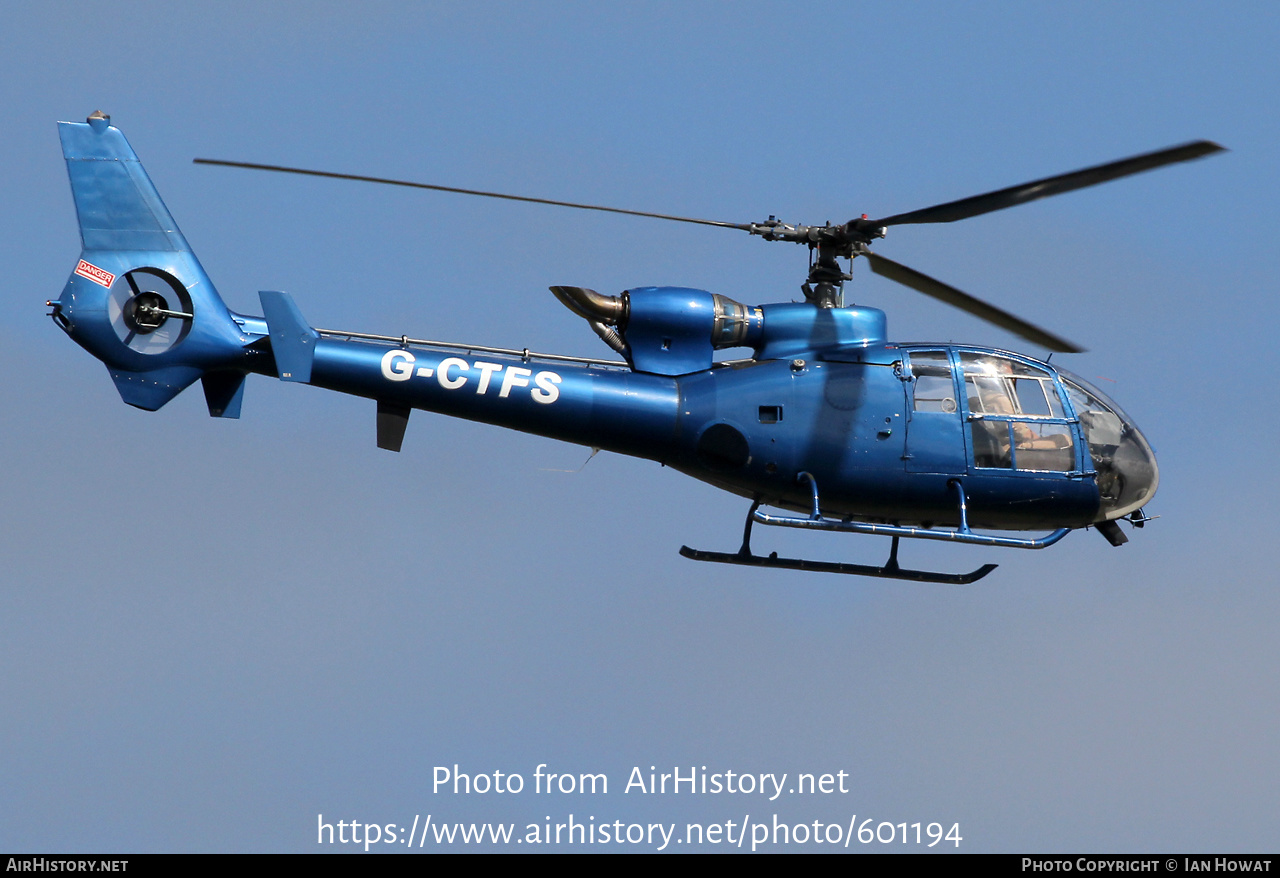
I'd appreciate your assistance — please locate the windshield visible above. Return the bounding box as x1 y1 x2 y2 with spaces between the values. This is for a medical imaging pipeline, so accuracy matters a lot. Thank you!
1056 368 1159 521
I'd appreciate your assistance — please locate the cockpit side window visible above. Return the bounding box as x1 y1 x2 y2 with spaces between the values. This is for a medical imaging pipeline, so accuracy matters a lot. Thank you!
962 355 1064 417
909 351 958 413
966 373 1013 416
1010 376 1063 417
959 352 1074 472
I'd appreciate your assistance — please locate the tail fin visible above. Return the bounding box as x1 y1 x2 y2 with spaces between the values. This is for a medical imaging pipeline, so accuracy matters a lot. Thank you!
54 113 250 413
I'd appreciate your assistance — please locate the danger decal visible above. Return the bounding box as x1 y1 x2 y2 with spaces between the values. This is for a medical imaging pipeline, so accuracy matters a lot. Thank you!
75 260 116 288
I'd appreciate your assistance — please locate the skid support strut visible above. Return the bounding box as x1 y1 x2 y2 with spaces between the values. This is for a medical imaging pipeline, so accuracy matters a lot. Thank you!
680 474 1071 583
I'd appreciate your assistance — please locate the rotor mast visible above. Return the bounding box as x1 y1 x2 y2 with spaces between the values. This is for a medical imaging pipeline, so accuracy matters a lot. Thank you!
746 215 886 309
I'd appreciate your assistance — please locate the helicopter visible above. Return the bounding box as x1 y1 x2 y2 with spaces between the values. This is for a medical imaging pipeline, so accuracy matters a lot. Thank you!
49 112 1223 583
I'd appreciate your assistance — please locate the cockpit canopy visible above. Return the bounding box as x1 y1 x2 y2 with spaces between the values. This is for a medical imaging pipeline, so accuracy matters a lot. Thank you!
1054 367 1159 521
910 348 1158 521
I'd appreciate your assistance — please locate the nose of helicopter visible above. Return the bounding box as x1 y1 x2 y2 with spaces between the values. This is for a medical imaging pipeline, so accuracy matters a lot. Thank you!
1057 370 1159 521
1092 418 1159 522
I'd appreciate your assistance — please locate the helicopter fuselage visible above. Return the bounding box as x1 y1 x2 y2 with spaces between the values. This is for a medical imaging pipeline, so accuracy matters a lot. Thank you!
51 115 1176 578
212 316 1133 533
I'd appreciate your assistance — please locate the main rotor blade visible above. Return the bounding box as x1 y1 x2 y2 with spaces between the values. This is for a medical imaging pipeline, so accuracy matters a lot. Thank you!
193 158 751 232
861 249 1085 353
870 140 1225 227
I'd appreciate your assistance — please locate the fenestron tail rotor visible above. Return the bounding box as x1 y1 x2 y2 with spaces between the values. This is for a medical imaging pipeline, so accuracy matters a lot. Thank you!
109 268 195 355
195 140 1224 353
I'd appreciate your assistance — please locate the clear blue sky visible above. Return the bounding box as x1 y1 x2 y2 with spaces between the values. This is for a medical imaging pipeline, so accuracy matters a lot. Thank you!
2 1 1276 852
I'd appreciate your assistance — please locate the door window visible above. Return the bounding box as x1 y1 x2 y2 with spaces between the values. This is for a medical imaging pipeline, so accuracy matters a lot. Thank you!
959 353 1074 472
910 351 958 413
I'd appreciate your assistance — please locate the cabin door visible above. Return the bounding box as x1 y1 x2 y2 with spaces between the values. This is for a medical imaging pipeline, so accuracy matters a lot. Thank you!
903 350 967 475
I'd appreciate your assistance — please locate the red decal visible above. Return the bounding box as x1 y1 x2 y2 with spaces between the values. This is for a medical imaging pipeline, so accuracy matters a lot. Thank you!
74 259 116 288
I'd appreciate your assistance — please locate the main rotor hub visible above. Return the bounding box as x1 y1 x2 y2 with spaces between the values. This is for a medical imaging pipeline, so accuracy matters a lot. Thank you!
746 217 887 307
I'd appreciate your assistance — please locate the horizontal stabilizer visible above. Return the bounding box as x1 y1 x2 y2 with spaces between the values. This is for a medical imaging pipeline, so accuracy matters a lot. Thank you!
107 365 202 411
259 290 318 382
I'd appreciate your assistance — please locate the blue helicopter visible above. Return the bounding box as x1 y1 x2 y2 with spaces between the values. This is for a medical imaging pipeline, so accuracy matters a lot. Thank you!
50 112 1222 583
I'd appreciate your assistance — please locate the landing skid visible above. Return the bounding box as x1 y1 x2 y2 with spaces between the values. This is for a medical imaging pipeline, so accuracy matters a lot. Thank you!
679 543 997 584
680 497 999 584
680 472 1078 582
